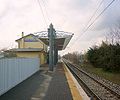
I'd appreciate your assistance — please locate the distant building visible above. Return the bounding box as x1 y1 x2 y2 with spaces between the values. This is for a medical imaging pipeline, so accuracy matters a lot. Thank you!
8 33 48 64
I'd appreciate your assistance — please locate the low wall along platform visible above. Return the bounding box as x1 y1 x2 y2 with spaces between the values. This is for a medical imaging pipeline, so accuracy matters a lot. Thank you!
0 57 40 96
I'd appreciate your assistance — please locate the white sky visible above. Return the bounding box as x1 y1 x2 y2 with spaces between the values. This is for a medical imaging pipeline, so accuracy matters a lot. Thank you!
0 0 120 55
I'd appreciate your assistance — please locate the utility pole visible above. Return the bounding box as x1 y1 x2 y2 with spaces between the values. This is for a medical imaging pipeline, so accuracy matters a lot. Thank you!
48 24 56 71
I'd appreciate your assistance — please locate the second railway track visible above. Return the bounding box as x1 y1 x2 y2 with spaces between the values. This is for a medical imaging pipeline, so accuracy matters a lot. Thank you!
63 59 120 100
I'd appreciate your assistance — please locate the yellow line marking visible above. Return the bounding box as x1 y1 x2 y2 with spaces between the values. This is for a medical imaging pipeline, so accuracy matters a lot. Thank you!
63 63 83 100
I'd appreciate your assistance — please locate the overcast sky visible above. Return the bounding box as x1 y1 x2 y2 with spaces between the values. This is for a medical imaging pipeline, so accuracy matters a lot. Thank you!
0 0 120 54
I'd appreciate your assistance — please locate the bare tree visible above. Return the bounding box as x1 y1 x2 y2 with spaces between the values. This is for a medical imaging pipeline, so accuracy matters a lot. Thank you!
0 47 17 58
0 47 8 53
63 51 81 64
107 21 120 44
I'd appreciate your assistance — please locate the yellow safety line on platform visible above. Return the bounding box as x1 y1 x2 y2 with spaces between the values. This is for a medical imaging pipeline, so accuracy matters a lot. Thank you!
63 63 83 100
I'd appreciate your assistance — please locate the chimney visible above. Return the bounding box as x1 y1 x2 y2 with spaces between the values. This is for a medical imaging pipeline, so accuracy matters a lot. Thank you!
22 32 25 48
22 32 24 37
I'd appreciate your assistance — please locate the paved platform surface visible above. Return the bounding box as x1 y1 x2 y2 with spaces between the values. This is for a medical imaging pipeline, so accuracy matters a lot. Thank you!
0 70 45 100
0 63 73 100
43 63 73 100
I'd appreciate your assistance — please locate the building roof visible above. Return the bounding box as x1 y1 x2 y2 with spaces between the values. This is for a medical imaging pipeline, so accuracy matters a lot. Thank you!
15 34 35 41
8 48 43 52
34 31 73 50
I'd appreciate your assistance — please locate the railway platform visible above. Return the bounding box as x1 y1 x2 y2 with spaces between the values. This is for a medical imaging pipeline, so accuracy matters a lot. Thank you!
0 61 89 100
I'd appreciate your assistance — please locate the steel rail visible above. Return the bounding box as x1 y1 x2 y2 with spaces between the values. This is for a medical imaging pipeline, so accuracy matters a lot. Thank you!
63 59 120 100
63 59 101 100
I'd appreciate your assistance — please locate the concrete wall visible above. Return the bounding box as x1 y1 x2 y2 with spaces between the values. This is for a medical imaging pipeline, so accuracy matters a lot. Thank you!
24 42 44 48
16 52 46 64
40 52 46 65
0 57 40 96
18 40 44 49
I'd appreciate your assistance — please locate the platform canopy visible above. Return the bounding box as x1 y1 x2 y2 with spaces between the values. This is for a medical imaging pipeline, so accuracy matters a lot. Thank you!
34 31 73 50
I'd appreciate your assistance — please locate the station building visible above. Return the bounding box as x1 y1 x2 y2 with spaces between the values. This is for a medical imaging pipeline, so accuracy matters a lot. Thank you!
9 33 48 65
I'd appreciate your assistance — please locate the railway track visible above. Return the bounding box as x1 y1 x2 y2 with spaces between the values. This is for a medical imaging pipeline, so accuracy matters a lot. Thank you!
63 59 120 100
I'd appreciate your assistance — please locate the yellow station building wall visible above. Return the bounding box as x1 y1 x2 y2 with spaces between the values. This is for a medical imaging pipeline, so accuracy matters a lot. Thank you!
16 51 46 64
15 34 48 64
18 40 44 49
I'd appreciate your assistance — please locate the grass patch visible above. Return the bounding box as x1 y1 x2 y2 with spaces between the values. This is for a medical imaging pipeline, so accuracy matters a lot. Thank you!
79 62 120 85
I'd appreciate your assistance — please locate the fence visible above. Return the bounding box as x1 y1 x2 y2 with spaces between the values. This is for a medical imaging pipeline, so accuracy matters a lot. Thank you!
0 57 40 96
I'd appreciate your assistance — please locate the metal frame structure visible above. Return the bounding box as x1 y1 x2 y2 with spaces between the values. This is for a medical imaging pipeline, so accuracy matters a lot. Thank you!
34 30 73 50
34 31 73 38
33 24 73 71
